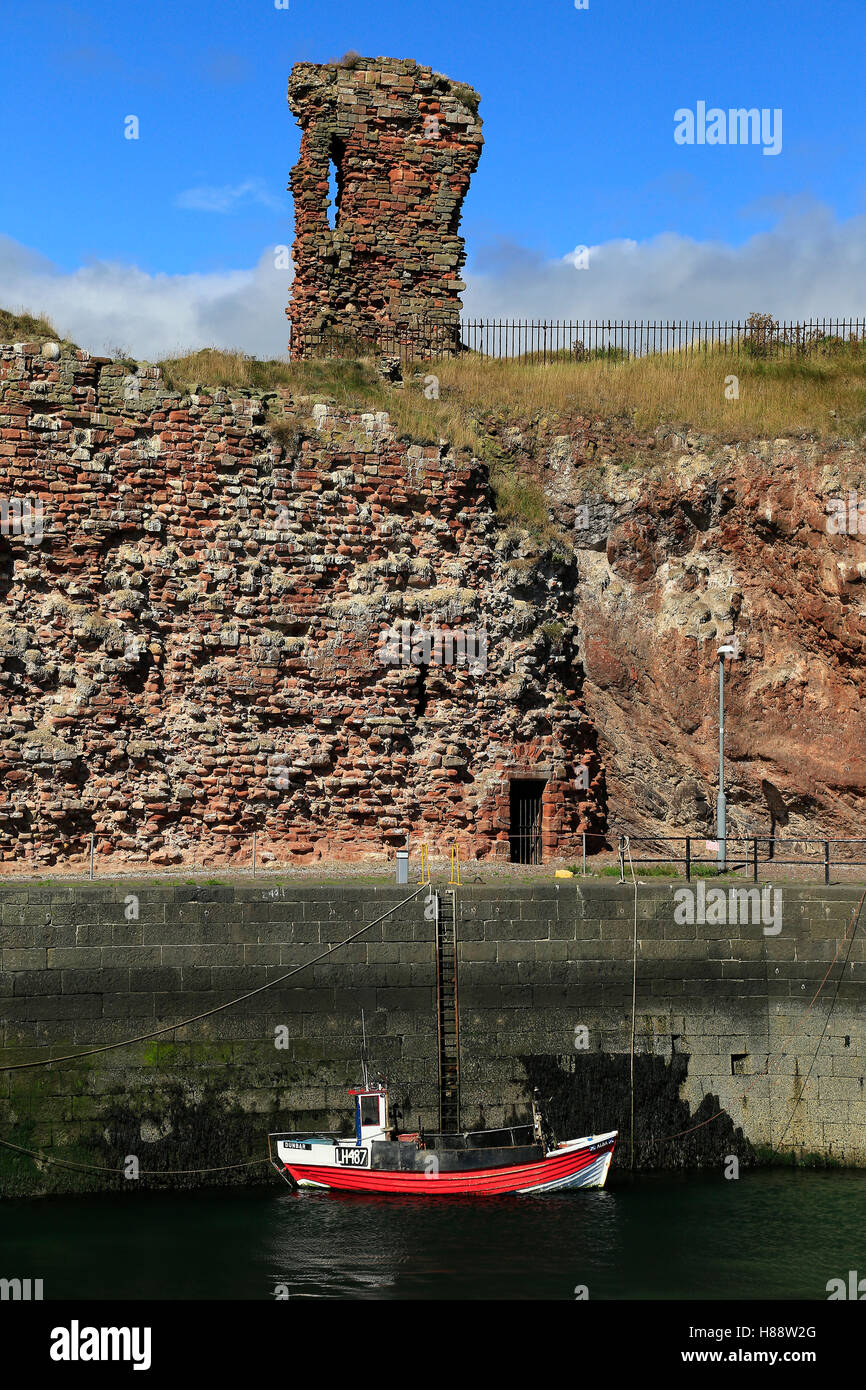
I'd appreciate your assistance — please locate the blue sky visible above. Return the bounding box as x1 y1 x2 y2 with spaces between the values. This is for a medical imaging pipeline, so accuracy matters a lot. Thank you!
2 0 865 356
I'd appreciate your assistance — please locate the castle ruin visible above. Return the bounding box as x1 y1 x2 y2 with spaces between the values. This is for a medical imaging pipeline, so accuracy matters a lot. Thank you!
286 56 483 359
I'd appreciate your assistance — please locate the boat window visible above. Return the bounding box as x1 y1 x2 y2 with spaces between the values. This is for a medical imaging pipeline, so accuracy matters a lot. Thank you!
360 1096 381 1126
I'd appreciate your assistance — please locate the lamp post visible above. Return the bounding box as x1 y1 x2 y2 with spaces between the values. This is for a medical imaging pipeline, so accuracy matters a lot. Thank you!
716 643 736 869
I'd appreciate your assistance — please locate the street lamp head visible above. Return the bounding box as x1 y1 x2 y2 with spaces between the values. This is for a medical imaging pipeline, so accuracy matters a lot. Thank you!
717 644 736 657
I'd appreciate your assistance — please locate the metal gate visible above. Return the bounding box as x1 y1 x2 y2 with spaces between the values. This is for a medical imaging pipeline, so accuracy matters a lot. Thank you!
509 779 545 864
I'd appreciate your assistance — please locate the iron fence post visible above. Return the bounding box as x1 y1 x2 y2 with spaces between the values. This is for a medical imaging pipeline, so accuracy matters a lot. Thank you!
685 836 691 882
824 840 830 886
752 837 758 883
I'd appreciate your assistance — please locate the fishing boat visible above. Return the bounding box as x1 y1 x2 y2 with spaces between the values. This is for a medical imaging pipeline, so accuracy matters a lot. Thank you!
268 1083 617 1196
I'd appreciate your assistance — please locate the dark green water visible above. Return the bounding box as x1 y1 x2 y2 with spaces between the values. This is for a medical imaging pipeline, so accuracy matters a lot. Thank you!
3 1169 864 1300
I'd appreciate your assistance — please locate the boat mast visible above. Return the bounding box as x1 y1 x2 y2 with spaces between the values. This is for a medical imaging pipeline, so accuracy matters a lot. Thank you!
361 1008 369 1089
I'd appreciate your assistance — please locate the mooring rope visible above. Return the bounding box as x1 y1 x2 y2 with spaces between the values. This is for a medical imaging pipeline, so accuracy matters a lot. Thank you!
0 883 428 1179
622 836 639 1170
0 1138 269 1177
648 884 866 1150
0 884 428 1073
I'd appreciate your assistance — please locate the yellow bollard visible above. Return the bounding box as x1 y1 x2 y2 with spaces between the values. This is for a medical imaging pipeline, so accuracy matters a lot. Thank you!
417 843 430 885
449 843 461 886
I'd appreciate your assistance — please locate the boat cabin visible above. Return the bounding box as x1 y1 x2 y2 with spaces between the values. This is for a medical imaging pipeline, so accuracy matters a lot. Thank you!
348 1085 389 1142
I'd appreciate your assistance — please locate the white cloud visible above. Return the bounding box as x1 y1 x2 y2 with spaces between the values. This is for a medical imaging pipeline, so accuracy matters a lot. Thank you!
175 179 287 214
463 201 866 322
0 236 293 360
1 200 864 362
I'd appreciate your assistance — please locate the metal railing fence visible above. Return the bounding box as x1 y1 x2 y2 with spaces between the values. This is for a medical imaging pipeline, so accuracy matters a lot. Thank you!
288 317 866 365
618 834 866 884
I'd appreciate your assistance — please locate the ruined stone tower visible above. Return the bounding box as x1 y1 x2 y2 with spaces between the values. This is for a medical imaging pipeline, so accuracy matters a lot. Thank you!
287 56 483 360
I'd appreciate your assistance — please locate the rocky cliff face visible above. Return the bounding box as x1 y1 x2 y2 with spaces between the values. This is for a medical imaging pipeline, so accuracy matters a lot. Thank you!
0 342 600 869
516 412 865 845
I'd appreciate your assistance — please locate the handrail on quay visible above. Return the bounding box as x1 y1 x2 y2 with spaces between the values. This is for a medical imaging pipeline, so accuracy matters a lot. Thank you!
617 834 866 884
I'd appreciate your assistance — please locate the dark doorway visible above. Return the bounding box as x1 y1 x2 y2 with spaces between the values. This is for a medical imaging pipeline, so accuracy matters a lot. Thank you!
509 779 545 864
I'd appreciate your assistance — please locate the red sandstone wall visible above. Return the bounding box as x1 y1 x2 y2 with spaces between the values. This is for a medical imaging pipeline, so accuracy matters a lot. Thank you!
0 342 602 870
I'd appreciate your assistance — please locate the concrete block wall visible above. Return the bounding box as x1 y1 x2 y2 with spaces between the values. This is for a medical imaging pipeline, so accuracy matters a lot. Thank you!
0 880 863 1193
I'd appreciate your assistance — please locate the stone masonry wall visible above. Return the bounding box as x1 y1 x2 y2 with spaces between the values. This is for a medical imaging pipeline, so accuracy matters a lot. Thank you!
1 882 862 1195
287 57 482 358
0 341 600 870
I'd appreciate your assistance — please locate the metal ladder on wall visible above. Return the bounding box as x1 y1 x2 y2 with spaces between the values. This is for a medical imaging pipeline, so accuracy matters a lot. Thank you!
433 888 461 1134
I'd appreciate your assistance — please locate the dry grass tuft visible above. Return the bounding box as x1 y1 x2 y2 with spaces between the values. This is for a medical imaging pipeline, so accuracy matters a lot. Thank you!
0 307 66 344
425 342 866 442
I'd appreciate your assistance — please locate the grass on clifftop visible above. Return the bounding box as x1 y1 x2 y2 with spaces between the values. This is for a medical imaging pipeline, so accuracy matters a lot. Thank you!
4 306 866 446
425 340 866 442
158 337 866 448
158 349 387 406
6 302 862 537
155 339 866 534
0 308 63 343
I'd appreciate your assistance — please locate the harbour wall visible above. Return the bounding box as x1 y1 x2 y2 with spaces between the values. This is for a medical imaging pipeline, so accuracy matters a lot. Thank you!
1 880 863 1194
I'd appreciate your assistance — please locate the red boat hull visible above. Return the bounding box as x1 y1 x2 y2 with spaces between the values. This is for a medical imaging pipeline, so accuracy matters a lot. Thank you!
282 1136 616 1196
